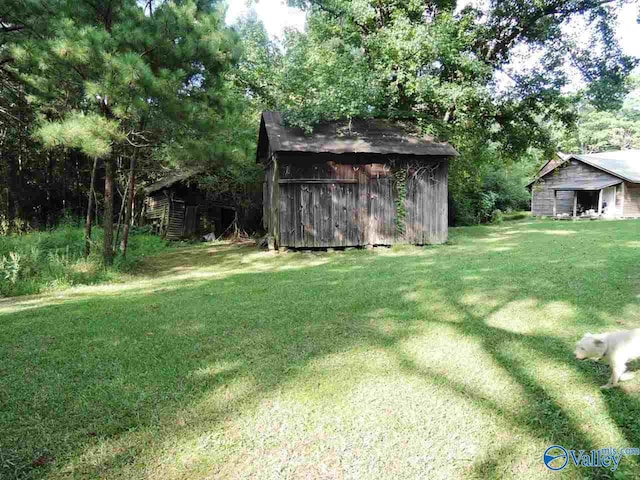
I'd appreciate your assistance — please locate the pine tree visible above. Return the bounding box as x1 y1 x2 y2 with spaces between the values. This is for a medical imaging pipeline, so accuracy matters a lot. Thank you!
3 0 241 263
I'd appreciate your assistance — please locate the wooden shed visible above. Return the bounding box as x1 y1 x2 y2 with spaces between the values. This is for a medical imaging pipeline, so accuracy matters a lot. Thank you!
528 150 640 219
143 170 236 240
258 112 457 249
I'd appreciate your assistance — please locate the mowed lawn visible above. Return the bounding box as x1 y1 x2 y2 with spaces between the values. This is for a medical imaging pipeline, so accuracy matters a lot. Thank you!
2 219 640 479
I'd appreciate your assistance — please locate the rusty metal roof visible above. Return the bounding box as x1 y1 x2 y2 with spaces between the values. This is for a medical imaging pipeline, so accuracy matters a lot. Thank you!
571 150 640 183
258 111 457 161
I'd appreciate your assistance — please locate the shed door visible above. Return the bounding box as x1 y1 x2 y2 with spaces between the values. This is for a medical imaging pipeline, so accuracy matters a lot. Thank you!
279 182 363 248
184 206 199 237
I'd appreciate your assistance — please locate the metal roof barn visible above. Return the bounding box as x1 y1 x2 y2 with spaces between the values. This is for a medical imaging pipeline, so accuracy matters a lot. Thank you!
528 150 640 219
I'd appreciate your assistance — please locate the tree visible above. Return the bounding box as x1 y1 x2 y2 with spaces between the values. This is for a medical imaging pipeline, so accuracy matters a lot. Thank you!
557 76 640 153
267 0 638 223
282 0 635 137
3 0 241 263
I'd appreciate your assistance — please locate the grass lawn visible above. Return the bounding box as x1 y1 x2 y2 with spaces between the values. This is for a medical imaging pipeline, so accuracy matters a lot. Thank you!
2 219 640 479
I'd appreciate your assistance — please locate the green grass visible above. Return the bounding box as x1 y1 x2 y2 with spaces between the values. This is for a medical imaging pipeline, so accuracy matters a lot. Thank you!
2 219 640 479
0 223 174 297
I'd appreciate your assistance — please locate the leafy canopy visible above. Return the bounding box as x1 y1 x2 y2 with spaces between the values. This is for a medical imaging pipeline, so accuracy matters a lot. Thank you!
4 0 242 162
277 0 637 158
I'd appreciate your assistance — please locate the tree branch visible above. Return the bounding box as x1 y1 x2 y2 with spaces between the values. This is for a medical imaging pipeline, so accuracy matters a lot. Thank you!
0 24 24 33
480 0 618 65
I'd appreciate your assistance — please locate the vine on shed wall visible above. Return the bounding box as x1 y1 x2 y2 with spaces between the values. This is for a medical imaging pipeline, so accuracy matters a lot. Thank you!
392 167 407 237
391 162 442 238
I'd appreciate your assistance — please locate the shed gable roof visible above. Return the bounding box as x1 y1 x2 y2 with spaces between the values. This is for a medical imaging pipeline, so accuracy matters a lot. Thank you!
257 111 457 161
145 168 205 194
529 149 640 186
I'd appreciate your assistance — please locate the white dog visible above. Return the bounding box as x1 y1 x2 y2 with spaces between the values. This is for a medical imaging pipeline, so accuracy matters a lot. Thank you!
575 329 640 389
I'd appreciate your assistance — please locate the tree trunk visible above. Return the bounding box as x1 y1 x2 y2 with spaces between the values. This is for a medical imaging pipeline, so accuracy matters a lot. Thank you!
120 155 136 257
44 152 53 227
103 157 115 265
114 178 128 248
84 157 98 258
6 151 18 223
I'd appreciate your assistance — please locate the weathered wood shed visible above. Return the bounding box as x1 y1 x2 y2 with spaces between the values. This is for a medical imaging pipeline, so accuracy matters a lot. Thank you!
258 112 457 249
143 169 236 240
528 150 640 218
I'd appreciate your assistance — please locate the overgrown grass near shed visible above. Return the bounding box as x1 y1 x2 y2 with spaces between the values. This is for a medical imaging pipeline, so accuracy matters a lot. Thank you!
2 219 640 479
0 222 173 297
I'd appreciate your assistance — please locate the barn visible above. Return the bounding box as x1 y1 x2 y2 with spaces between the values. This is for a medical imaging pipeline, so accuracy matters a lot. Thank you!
258 111 457 249
142 169 236 240
528 150 640 218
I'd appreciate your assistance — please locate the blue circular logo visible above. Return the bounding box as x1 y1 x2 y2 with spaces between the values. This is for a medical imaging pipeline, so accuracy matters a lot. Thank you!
544 445 569 471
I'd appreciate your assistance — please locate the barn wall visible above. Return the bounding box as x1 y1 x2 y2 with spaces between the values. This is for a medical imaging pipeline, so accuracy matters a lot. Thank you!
262 156 280 244
616 183 624 209
530 159 620 216
144 192 169 220
143 189 200 239
405 162 448 244
263 162 272 231
144 181 257 239
624 182 640 217
276 155 448 247
166 200 186 240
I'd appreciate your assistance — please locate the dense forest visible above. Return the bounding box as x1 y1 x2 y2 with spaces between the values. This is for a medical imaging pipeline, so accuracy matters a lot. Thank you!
1 0 639 262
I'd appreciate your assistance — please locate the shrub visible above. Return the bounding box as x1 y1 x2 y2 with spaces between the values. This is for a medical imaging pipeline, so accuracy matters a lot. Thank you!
0 252 22 284
503 211 530 222
490 209 504 224
0 221 173 297
450 162 532 226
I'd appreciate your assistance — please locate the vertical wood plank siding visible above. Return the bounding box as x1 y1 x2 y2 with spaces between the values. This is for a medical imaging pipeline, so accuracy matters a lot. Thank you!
144 192 185 239
144 193 169 220
624 182 640 217
263 156 281 244
276 158 448 247
165 200 186 240
531 160 621 216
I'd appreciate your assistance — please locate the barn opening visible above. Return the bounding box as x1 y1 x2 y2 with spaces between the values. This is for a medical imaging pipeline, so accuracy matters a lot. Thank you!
576 190 598 213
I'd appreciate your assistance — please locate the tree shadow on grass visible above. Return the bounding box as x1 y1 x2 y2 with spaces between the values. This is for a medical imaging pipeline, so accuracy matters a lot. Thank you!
2 222 640 478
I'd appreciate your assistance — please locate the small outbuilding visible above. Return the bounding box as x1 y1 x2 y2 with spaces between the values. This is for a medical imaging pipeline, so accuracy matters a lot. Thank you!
257 111 457 249
528 150 640 218
142 169 236 240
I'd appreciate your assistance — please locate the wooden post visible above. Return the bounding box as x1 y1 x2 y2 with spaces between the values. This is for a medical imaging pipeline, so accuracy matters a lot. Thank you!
553 190 557 217
621 183 626 217
597 189 603 216
573 191 577 218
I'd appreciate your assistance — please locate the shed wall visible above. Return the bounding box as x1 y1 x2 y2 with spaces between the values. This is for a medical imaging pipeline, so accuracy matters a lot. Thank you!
275 156 448 247
624 182 640 217
144 188 238 240
145 192 169 221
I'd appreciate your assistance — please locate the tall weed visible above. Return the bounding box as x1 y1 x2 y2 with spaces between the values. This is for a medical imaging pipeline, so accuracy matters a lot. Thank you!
0 222 172 297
